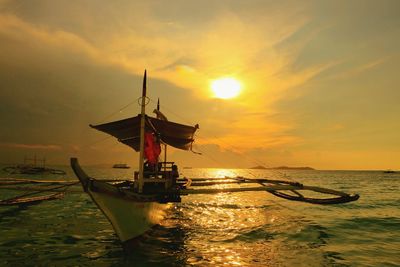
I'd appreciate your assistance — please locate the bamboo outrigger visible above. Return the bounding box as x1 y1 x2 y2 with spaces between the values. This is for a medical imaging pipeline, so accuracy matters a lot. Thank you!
0 193 64 206
0 178 77 206
70 70 359 246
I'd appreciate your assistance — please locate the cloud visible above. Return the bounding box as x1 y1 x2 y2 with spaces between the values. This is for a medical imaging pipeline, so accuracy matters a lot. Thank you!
0 142 62 150
0 3 316 103
331 57 389 80
1 1 398 168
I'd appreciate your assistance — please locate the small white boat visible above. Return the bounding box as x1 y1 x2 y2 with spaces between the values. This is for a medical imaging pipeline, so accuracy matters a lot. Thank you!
112 163 130 169
383 170 396 174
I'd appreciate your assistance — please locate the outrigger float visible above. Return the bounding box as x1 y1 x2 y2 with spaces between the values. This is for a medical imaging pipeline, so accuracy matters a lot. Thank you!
0 192 64 207
71 70 359 246
0 178 77 206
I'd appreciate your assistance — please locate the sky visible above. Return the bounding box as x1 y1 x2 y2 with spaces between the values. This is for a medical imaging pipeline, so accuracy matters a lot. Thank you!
0 0 399 170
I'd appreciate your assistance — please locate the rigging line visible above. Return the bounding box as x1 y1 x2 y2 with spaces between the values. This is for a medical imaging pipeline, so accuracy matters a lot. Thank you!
193 146 223 168
147 97 290 181
78 135 114 151
149 96 272 179
148 98 193 125
94 99 137 125
193 146 242 178
193 145 261 180
197 146 284 182
196 133 270 169
196 131 290 181
97 136 121 151
194 133 289 181
159 110 289 181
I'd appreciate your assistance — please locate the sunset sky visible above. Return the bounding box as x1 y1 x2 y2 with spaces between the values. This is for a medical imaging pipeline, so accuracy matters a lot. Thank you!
0 0 399 170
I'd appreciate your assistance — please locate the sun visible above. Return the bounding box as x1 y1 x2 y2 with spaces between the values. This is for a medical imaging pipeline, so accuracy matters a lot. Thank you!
210 78 242 99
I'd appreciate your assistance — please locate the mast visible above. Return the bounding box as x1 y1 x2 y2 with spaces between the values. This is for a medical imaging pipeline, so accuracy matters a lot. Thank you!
158 98 168 172
138 70 147 193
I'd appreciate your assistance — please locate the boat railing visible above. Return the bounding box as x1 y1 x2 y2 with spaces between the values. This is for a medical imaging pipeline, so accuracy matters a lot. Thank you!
133 161 179 192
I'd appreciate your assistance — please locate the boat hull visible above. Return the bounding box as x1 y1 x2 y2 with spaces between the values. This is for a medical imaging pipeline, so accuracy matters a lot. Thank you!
70 158 168 243
88 189 167 242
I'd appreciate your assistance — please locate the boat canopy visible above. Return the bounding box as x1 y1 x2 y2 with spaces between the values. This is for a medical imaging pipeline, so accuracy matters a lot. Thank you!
90 115 199 151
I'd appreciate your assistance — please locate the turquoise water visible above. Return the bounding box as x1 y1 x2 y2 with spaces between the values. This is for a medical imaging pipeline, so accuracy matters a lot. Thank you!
0 166 399 266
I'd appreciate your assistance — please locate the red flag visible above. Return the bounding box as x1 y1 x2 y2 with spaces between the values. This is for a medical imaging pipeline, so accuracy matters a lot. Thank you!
144 132 161 164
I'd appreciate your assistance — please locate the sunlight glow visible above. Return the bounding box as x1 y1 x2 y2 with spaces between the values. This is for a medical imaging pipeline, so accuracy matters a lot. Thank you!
211 78 242 99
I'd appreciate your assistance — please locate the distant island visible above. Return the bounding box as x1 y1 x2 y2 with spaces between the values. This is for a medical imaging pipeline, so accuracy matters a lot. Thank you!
250 165 315 170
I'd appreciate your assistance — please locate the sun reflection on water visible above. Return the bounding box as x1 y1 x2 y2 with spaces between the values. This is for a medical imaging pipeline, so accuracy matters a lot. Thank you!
177 168 285 266
208 168 239 179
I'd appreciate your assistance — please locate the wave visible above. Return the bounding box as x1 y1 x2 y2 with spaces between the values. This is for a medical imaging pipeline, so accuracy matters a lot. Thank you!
331 216 400 231
180 202 272 210
213 226 276 243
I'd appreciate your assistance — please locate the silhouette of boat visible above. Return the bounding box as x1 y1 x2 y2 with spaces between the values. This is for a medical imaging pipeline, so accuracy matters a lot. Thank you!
3 156 66 175
112 163 130 169
383 170 396 174
71 70 359 246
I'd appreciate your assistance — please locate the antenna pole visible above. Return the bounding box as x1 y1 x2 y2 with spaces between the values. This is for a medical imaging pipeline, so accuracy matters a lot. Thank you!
138 70 147 193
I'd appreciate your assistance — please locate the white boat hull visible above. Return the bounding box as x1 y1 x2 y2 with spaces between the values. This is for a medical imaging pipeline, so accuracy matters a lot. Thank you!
89 189 167 242
70 158 170 243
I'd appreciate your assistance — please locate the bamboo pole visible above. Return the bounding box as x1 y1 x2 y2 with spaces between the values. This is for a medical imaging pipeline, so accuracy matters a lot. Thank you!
180 184 353 196
138 70 147 193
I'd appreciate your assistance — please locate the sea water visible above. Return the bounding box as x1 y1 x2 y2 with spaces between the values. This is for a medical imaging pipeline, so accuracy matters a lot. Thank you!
0 166 399 266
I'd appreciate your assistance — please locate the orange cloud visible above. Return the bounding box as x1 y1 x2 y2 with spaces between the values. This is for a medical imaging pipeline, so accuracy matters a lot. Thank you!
0 142 62 150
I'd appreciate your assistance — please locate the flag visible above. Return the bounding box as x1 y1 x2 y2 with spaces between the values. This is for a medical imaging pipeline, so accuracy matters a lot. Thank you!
144 132 161 164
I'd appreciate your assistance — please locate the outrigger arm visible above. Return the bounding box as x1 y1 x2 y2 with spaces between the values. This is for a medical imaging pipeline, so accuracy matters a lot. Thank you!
178 177 359 205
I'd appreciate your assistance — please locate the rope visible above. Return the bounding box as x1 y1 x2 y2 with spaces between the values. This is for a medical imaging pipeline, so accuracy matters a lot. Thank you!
146 96 293 182
95 100 137 125
78 97 144 151
193 134 289 181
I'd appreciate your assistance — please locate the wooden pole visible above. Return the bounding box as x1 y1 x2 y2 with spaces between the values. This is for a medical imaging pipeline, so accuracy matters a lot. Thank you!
138 70 147 193
164 144 167 172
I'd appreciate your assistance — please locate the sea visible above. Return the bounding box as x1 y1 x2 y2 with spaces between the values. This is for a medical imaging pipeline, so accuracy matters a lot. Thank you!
0 165 399 267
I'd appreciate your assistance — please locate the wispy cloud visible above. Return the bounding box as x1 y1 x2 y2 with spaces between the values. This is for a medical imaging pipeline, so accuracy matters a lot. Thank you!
1 1 398 168
332 57 389 80
0 142 62 150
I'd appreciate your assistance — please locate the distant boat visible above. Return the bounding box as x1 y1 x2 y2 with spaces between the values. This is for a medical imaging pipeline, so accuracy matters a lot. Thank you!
71 70 359 247
112 163 130 169
383 170 396 174
3 156 66 175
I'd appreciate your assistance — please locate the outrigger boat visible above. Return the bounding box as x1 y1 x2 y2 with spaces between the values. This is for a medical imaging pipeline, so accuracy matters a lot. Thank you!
3 156 66 175
112 163 130 169
71 70 359 246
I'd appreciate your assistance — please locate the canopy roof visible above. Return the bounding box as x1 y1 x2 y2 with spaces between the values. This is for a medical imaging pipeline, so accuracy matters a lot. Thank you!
90 115 198 151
